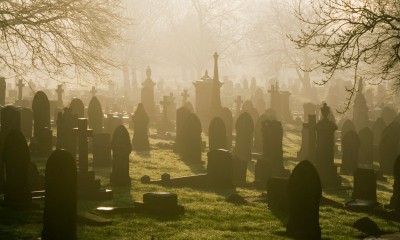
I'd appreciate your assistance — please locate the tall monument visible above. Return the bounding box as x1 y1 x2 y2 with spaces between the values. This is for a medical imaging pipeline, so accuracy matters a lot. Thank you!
353 78 369 131
141 66 156 121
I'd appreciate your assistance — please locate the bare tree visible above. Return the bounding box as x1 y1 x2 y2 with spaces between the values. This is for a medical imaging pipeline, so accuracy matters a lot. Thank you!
0 0 127 84
291 0 400 110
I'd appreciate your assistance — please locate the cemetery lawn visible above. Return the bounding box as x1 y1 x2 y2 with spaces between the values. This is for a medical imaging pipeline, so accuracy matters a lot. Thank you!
1 126 400 240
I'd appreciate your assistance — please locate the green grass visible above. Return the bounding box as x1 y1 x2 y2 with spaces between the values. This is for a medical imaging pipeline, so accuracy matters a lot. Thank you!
1 124 399 239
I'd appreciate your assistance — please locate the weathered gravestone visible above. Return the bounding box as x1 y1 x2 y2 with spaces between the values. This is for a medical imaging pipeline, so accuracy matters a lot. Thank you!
131 103 150 151
87 96 103 133
341 119 356 142
220 107 233 150
253 114 267 154
345 168 378 211
208 117 227 151
353 79 369 131
379 121 400 174
182 113 202 163
316 103 341 188
381 106 397 125
104 114 122 136
358 127 374 166
373 118 386 162
0 76 5 105
141 66 156 121
3 130 32 208
158 96 174 135
174 106 191 153
232 112 254 185
41 150 77 240
341 130 360 174
303 102 317 122
32 91 52 157
390 156 400 215
134 192 184 216
286 160 322 240
20 107 33 140
92 133 111 166
110 125 132 186
69 98 85 119
298 115 317 164
267 177 289 213
56 108 77 158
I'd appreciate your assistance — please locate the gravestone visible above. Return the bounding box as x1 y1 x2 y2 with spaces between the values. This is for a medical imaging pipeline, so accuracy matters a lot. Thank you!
16 79 24 105
341 119 356 141
208 117 227 151
316 103 341 188
74 118 93 172
42 150 77 240
93 133 112 166
358 127 374 165
174 106 191 153
3 130 32 208
390 156 400 214
141 66 156 121
131 103 150 151
0 76 5 105
341 130 360 174
20 107 33 140
352 79 369 131
181 89 189 106
55 84 64 107
32 91 52 157
267 177 289 212
167 93 176 121
345 168 378 211
286 160 321 240
373 118 386 162
253 114 267 154
303 102 317 122
381 106 397 125
379 121 400 174
87 96 103 133
56 108 77 158
235 96 243 118
207 149 233 188
69 98 85 119
158 95 174 135
232 112 254 185
220 107 233 150
104 114 122 136
110 125 132 186
182 113 202 163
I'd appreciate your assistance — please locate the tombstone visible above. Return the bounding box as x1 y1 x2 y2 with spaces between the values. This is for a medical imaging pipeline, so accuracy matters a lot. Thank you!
0 76 5 105
87 96 103 133
90 86 97 97
56 108 77 158
55 84 64 107
316 103 341 188
345 168 378 211
353 79 369 131
267 177 289 212
69 98 85 119
131 103 150 151
92 133 112 166
167 93 176 121
303 102 317 122
207 149 233 188
241 100 259 126
110 125 132 186
141 66 156 121
174 106 191 153
182 113 202 163
32 91 52 157
181 89 189 106
232 112 254 185
41 150 77 240
158 95 174 134
73 118 93 173
358 128 374 166
3 130 31 208
20 108 33 140
104 114 123 136
286 160 321 240
390 156 400 214
372 118 386 162
208 117 227 151
253 114 267 154
16 78 24 103
235 96 243 118
379 121 400 174
381 106 397 125
220 107 233 150
341 119 355 141
341 131 360 174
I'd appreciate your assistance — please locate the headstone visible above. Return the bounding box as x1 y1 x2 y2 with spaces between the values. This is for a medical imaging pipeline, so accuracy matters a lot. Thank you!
235 96 243 118
56 108 77 158
167 93 176 121
381 106 397 125
74 118 93 172
158 95 174 134
379 121 400 174
182 113 202 163
87 96 103 133
110 125 132 186
55 84 64 107
390 156 400 214
41 150 77 240
345 168 378 211
373 118 386 162
253 114 267 154
341 131 360 174
20 108 33 140
207 149 233 188
0 76 5 105
134 192 184 216
286 160 321 240
181 89 189 106
32 91 52 157
92 133 111 166
220 107 233 150
341 119 356 141
316 103 341 188
174 106 191 153
358 127 374 165
303 102 317 122
267 177 289 212
16 78 24 102
69 98 85 119
131 103 150 151
3 130 31 208
353 79 369 131
141 66 156 121
208 117 227 151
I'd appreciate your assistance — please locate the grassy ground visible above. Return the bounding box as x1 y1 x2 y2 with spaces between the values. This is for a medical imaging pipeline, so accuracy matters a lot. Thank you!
0 124 399 240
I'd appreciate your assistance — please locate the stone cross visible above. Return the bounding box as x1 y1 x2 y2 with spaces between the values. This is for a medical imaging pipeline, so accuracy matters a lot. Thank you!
73 118 93 172
235 96 243 117
160 96 170 119
181 89 189 106
90 86 97 97
56 84 64 106
17 78 24 101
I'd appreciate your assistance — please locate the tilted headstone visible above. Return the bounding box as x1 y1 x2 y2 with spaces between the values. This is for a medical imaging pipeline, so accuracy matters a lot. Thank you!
182 113 202 163
208 117 227 151
253 114 267 154
42 150 77 240
93 133 111 167
3 130 32 208
87 96 103 133
131 103 150 151
358 127 374 165
379 121 400 174
286 160 321 240
110 125 132 186
341 130 360 174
